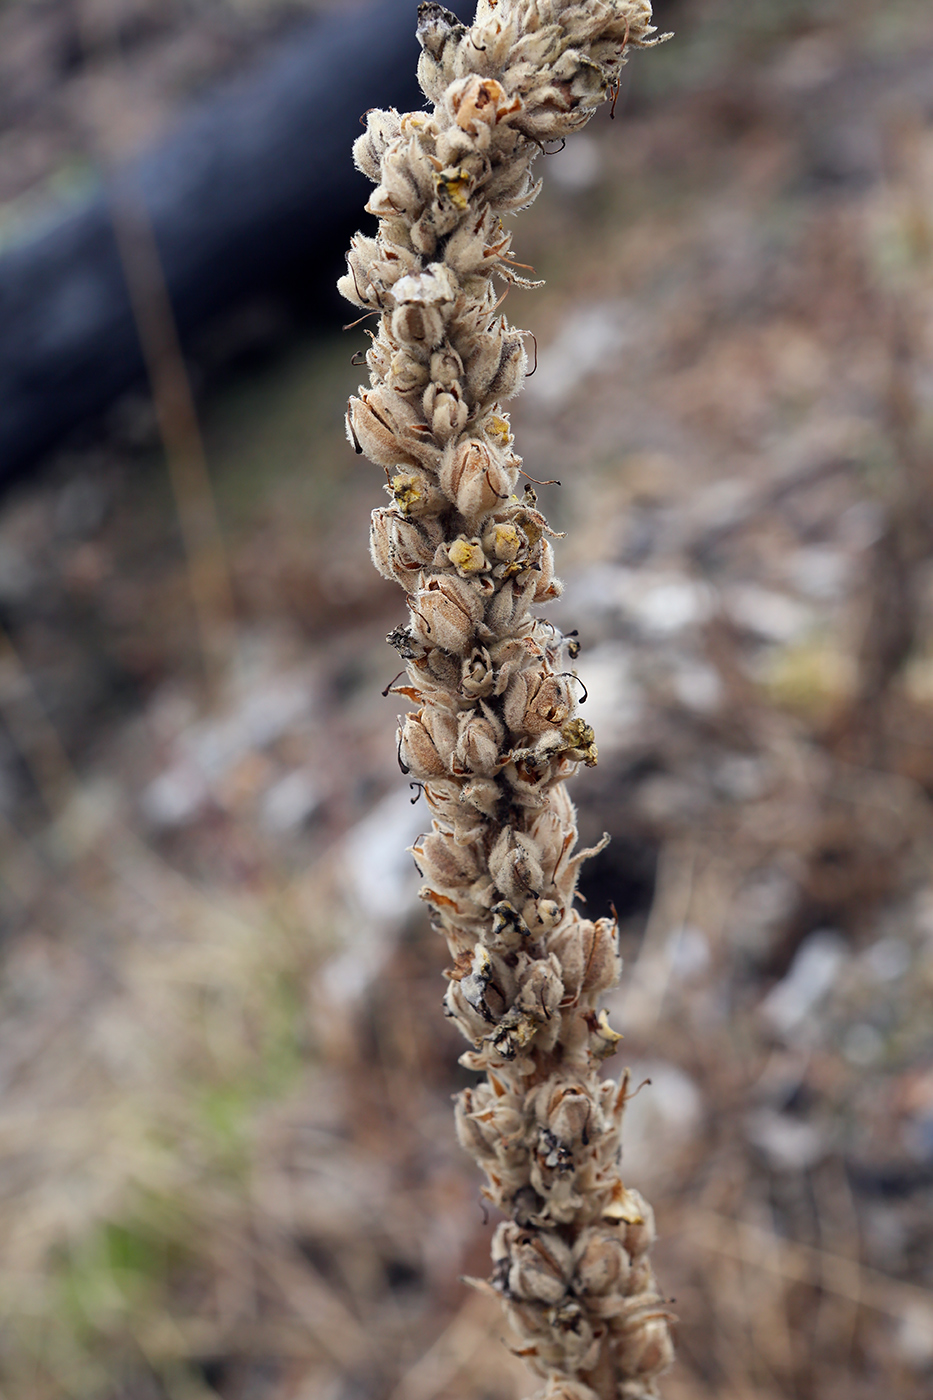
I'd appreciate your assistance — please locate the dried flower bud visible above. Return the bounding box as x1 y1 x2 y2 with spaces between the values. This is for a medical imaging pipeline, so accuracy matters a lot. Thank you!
424 380 469 441
601 1185 657 1262
380 135 439 216
619 1190 657 1259
533 540 562 602
389 349 431 392
416 3 466 62
490 634 539 689
542 1298 603 1373
423 645 460 689
454 704 504 776
352 106 403 181
493 1222 572 1305
414 824 475 888
347 390 411 468
520 672 574 739
460 775 501 817
485 572 537 636
572 1229 632 1297
446 988 493 1043
430 345 465 386
455 1081 527 1167
483 333 528 405
514 956 563 1021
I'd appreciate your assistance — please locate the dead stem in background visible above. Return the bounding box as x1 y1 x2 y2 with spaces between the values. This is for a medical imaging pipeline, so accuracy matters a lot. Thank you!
72 0 237 696
621 839 696 1031
109 195 238 693
686 1212 933 1327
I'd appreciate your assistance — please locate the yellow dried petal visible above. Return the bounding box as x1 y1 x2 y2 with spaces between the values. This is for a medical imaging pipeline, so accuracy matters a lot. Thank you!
390 473 423 514
438 167 472 210
602 1181 644 1225
449 538 487 573
488 523 522 561
561 718 598 767
590 1009 623 1060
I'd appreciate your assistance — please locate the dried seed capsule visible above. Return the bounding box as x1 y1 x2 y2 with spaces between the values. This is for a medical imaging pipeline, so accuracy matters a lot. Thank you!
531 1075 600 1148
399 712 448 779
454 705 504 775
410 574 487 653
549 916 622 1004
615 1316 676 1380
370 509 437 589
489 826 545 903
438 438 519 523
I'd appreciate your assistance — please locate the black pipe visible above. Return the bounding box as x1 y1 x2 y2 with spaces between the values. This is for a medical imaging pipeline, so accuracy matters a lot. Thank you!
0 0 464 479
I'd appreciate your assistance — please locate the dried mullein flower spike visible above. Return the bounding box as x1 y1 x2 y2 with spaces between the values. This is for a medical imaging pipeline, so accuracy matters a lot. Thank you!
340 3 674 1396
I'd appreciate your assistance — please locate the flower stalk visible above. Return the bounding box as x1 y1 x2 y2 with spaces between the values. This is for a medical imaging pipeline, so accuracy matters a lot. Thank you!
339 4 674 1396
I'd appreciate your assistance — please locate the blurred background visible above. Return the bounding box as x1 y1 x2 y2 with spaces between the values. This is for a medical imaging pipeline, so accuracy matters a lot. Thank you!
1 0 932 1397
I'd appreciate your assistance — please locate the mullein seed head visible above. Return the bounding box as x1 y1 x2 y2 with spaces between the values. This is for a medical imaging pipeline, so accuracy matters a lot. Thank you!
340 4 673 1395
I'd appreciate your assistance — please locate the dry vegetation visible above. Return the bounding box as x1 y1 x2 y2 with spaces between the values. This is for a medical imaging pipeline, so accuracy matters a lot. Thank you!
0 1 932 1398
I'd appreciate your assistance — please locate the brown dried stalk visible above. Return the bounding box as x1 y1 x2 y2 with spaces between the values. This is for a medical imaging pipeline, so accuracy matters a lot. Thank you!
339 4 674 1396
